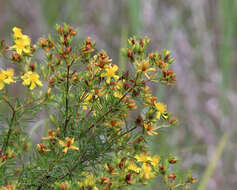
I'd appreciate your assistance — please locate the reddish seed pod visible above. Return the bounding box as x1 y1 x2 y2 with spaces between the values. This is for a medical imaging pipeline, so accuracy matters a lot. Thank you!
132 89 140 97
168 173 176 180
159 164 164 171
127 50 134 60
58 26 64 34
29 64 35 71
64 38 68 46
99 51 105 57
86 37 91 44
190 177 197 183
124 83 130 90
49 78 54 86
122 70 129 80
11 53 21 62
169 117 178 126
133 136 144 144
4 46 9 52
31 44 37 53
141 81 146 86
149 53 155 59
0 40 5 47
68 26 73 33
71 31 76 36
135 115 143 126
169 159 177 164
139 39 144 47
162 69 168 77
72 76 78 82
110 81 115 85
167 69 173 75
101 177 110 184
61 182 67 190
1 155 7 159
125 173 132 184
119 158 126 169
67 47 72 53
94 89 99 94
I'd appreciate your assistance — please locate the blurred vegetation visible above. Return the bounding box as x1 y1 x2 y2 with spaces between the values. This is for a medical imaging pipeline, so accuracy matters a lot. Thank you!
0 0 236 189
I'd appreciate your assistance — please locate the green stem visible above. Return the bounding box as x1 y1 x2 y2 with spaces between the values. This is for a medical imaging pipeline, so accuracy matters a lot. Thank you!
1 96 16 155
63 64 71 136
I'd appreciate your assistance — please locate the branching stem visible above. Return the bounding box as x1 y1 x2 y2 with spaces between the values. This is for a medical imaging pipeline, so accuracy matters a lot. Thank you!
1 96 16 155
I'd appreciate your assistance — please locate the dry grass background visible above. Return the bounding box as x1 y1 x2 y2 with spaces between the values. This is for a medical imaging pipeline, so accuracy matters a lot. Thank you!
0 0 236 189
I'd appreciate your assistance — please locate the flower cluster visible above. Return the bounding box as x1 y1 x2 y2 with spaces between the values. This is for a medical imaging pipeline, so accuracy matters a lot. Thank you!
0 68 15 90
0 28 43 91
0 24 196 190
21 71 43 90
10 27 31 55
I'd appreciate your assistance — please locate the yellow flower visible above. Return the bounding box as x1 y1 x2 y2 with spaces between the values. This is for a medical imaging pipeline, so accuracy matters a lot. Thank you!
13 27 23 38
135 153 152 163
42 129 59 141
101 64 119 83
0 72 6 90
150 155 160 167
154 102 167 119
0 69 15 90
135 153 160 168
21 71 43 90
84 173 95 186
136 60 155 79
79 173 98 189
58 137 79 153
2 69 15 84
144 123 158 136
12 35 31 55
83 93 93 110
141 163 155 179
11 27 31 55
142 86 151 97
128 161 141 173
113 80 124 98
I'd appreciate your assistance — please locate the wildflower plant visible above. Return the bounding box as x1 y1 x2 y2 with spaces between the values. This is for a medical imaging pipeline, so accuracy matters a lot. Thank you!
0 24 196 190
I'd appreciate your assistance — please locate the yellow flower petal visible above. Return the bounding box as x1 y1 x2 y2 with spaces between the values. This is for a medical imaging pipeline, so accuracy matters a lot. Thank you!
13 27 23 38
0 82 4 90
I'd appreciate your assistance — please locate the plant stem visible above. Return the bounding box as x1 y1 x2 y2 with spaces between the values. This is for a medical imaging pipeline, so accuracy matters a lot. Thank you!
63 64 71 136
1 96 16 185
1 96 16 155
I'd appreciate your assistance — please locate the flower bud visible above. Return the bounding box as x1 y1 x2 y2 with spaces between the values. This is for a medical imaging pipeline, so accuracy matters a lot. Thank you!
168 173 176 180
61 182 67 190
125 173 132 184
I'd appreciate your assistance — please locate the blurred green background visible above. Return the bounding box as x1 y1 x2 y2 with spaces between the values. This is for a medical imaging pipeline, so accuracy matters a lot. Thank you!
0 0 236 189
